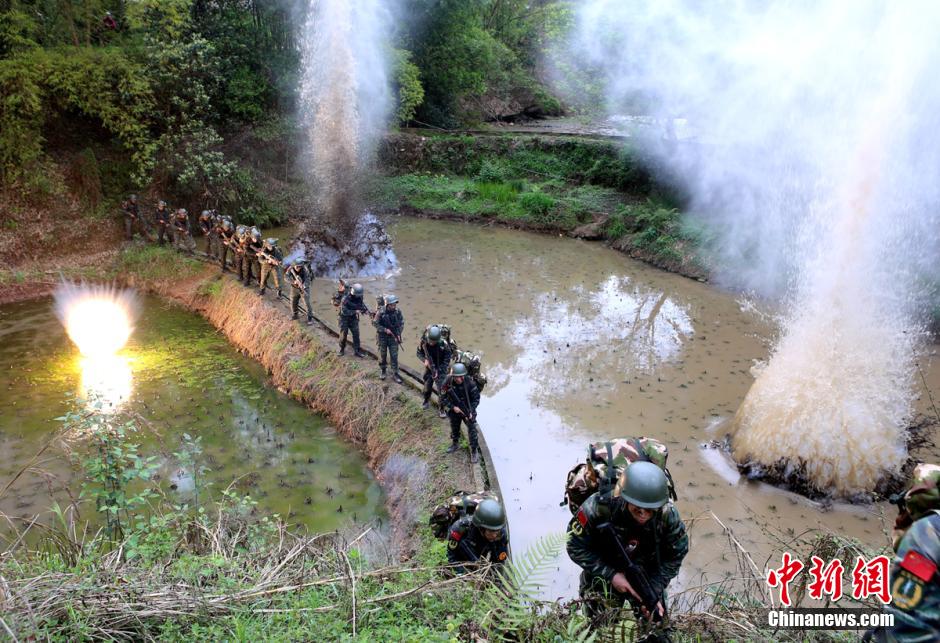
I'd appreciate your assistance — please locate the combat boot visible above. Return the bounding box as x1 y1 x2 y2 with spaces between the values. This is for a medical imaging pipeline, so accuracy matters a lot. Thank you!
438 406 447 419
338 346 345 356
292 312 298 320
354 350 366 358
380 368 387 380
471 450 480 464
393 372 403 384
258 287 266 296
446 443 459 454
421 400 430 410
306 317 314 326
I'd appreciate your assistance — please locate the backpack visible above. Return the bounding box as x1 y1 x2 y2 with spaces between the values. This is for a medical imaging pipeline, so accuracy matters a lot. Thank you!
561 437 677 515
455 349 487 392
422 324 458 354
429 490 499 539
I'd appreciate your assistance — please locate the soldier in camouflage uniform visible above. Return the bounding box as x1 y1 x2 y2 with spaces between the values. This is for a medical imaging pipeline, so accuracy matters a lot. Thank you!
154 200 171 245
373 294 404 382
257 237 283 297
121 194 142 240
418 325 452 417
243 226 263 286
866 464 940 642
446 498 510 574
442 363 482 463
172 208 195 253
218 218 236 272
338 283 370 357
284 256 313 325
198 210 216 257
567 461 688 639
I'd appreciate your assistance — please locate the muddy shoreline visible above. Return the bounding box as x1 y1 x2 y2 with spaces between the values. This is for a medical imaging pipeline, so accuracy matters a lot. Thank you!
384 205 709 281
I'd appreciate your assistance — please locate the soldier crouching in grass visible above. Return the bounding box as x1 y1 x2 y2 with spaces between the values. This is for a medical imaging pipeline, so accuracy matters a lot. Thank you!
446 499 509 575
567 461 688 642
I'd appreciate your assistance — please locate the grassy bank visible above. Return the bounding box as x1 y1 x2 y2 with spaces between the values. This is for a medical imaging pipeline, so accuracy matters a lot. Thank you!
371 132 709 278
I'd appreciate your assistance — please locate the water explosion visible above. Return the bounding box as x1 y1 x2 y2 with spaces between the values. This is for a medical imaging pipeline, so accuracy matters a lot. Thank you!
296 0 397 277
570 0 940 496
54 283 138 410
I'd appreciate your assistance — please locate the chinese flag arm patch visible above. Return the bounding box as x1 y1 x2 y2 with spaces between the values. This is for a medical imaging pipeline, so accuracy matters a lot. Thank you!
900 550 938 582
449 530 462 542
576 509 588 527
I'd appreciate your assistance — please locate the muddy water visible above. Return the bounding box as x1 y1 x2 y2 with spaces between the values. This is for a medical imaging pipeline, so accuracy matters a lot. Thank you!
0 295 383 533
308 217 940 599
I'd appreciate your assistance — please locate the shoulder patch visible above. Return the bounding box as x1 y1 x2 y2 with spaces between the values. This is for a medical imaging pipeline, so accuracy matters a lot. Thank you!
577 509 588 527
892 570 925 611
900 550 937 582
449 529 462 542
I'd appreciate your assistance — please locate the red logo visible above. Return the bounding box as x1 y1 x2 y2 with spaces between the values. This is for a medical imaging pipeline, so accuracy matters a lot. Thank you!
851 555 890 604
767 552 805 607
808 556 844 602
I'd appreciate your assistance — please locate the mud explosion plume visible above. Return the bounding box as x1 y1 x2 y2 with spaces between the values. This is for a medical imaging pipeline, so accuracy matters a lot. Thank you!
299 0 394 240
570 1 940 496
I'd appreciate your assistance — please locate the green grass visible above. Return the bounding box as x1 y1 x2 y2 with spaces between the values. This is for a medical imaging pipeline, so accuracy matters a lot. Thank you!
118 244 203 281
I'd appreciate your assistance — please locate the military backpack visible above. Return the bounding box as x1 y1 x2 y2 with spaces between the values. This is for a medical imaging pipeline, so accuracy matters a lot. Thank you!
562 437 677 514
429 490 499 539
455 349 487 392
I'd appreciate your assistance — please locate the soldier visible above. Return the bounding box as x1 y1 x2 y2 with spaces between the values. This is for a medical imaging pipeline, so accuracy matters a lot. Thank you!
198 210 215 257
446 498 510 574
172 208 195 253
865 464 940 641
442 362 482 463
567 461 688 639
374 294 404 382
218 219 235 271
121 194 140 240
234 224 249 281
417 325 452 417
243 226 263 286
331 278 349 309
338 283 370 357
154 200 171 245
258 237 284 297
284 256 314 325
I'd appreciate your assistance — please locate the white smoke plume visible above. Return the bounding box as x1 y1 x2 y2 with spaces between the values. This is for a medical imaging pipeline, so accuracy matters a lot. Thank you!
570 1 940 495
298 0 395 237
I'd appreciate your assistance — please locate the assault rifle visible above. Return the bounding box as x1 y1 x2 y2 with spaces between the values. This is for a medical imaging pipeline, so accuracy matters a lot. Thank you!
286 267 306 292
257 249 282 266
443 378 476 421
596 521 665 622
375 311 403 348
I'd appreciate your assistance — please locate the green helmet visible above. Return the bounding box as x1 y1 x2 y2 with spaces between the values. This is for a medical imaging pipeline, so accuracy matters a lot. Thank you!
385 294 399 305
619 461 670 509
428 325 442 343
236 224 247 237
472 499 505 530
352 283 364 296
264 237 277 249
250 226 261 241
451 363 468 377
158 200 167 208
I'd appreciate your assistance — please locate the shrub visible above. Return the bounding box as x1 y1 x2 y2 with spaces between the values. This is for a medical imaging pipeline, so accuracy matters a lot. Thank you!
519 191 555 218
476 181 518 203
476 159 509 183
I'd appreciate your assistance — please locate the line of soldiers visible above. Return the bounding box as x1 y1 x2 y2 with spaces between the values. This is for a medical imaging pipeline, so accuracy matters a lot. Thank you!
124 195 692 637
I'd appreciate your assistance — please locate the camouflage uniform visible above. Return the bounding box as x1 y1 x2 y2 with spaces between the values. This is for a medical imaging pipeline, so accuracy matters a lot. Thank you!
172 209 195 253
373 304 404 379
285 261 313 323
235 227 250 281
219 222 236 271
258 240 283 296
446 515 509 574
154 202 171 245
866 464 940 642
121 196 142 240
338 292 370 356
442 375 481 453
198 210 216 257
418 336 452 410
243 230 263 286
567 492 689 626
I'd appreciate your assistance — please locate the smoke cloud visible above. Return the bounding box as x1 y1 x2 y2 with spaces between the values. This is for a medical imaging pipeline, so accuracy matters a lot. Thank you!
570 1 940 495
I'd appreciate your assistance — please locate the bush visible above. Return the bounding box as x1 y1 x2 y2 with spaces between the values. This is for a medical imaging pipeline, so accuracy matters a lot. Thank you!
392 48 424 125
476 158 509 183
475 181 518 203
519 191 555 218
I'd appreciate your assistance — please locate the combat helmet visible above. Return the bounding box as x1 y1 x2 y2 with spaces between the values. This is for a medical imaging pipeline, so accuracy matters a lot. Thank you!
427 325 442 343
472 499 505 531
157 200 167 208
264 237 278 250
221 218 232 231
176 207 187 217
899 463 940 522
128 194 138 202
236 224 247 238
618 461 670 509
351 283 364 296
250 226 261 241
385 294 399 305
200 209 211 219
451 362 468 378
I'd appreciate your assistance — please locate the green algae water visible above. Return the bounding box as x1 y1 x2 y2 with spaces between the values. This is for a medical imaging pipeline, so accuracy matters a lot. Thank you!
0 294 384 531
